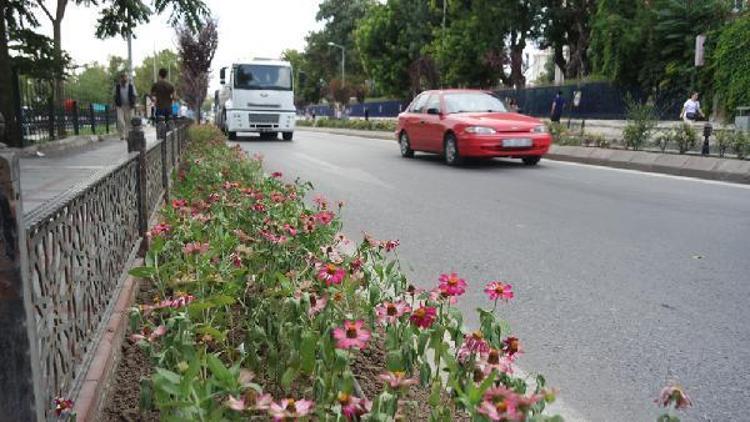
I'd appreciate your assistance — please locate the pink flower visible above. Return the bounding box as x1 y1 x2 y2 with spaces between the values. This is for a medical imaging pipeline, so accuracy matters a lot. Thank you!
656 384 692 410
478 387 522 422
308 294 327 317
227 392 273 412
317 263 346 286
271 171 283 178
313 194 328 208
284 224 298 236
253 203 267 213
314 211 335 225
410 305 437 329
438 273 467 297
268 398 314 421
131 325 167 343
383 239 400 252
363 232 380 248
54 397 74 417
191 213 211 223
271 192 286 203
230 252 242 267
349 257 363 272
207 193 221 203
332 320 371 350
481 348 514 376
183 242 209 255
149 223 171 237
223 181 239 190
503 337 522 357
172 198 187 209
142 294 196 313
375 300 411 325
253 152 264 161
378 371 418 389
338 392 371 420
484 281 513 301
458 331 491 362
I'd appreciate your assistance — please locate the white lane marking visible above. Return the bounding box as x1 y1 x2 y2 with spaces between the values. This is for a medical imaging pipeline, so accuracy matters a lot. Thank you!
546 160 750 189
292 152 394 189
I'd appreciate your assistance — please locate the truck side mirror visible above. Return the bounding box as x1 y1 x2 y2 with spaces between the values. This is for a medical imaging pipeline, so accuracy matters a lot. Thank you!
219 67 226 85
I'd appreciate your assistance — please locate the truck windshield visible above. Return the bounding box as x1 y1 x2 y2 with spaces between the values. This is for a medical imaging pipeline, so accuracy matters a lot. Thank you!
234 65 292 91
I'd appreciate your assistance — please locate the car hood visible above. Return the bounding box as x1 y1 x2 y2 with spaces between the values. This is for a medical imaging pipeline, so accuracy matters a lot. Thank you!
453 112 541 132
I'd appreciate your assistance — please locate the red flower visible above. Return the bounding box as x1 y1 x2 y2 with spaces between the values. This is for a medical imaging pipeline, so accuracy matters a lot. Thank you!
349 257 363 272
54 397 74 417
271 171 283 178
149 223 171 237
314 211 335 225
183 242 209 255
438 272 467 297
172 199 187 209
230 252 242 268
383 239 400 252
410 305 437 329
271 192 286 203
503 337 522 357
253 203 267 213
332 320 371 350
484 281 513 302
283 224 298 236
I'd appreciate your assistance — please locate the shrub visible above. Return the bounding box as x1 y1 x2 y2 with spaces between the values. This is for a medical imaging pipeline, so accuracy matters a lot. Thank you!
546 122 581 145
653 130 674 153
126 125 561 421
714 129 732 158
673 123 697 154
713 13 750 121
623 97 657 151
296 118 397 132
731 130 748 159
582 132 608 148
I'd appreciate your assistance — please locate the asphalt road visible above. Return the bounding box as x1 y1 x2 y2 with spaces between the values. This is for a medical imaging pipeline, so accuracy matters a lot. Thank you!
233 130 750 422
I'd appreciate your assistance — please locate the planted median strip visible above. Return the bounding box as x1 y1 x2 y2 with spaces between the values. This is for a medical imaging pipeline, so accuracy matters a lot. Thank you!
96 125 693 421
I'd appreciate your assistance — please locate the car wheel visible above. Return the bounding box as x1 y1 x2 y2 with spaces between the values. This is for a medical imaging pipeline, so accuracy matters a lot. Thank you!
399 131 414 158
522 156 541 166
282 132 293 141
227 131 237 141
444 133 463 166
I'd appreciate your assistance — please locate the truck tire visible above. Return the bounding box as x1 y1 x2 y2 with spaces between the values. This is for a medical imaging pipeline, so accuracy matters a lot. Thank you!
228 131 237 141
282 132 293 141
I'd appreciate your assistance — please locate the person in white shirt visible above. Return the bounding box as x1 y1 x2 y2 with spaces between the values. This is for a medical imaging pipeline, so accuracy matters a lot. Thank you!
680 92 704 122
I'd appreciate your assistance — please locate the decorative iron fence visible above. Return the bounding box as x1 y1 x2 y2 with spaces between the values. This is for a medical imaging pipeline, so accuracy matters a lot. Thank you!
0 120 190 421
12 70 116 147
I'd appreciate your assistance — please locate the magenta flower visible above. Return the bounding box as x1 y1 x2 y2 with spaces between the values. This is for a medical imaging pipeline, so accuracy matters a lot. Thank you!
338 392 372 420
253 203 267 213
183 241 209 255
284 224 298 236
230 252 242 268
375 300 411 325
131 325 167 343
383 239 400 252
438 272 467 297
503 336 522 357
54 397 74 417
480 348 514 376
268 398 314 421
314 211 335 225
317 263 346 286
332 320 371 350
478 387 522 422
172 198 187 209
409 305 437 329
149 223 171 237
307 294 327 317
458 331 491 362
656 384 692 410
484 281 513 302
271 171 283 178
378 371 418 390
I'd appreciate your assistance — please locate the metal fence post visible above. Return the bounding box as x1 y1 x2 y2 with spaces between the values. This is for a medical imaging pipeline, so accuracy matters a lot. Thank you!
104 105 110 134
128 118 148 255
0 149 44 421
156 116 167 141
47 96 55 141
89 104 96 134
72 101 79 136
161 132 169 202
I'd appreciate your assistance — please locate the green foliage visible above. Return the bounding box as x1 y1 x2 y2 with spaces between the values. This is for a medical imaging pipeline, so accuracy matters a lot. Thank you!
297 118 396 132
712 13 750 120
730 130 748 159
66 63 111 104
654 130 674 153
714 129 732 157
134 49 181 101
545 122 581 146
674 123 698 154
623 97 657 150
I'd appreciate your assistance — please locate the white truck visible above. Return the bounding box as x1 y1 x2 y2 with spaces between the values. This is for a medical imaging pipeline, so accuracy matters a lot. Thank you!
217 59 296 141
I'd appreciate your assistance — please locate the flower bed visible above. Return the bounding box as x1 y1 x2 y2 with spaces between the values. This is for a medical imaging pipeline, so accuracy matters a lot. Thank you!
297 118 396 132
100 125 689 421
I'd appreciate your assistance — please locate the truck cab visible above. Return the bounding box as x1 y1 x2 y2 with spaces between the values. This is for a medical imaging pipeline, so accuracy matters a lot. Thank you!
218 59 296 141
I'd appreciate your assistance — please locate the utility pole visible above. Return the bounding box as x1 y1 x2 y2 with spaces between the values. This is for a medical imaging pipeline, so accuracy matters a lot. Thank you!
127 32 133 78
327 42 346 87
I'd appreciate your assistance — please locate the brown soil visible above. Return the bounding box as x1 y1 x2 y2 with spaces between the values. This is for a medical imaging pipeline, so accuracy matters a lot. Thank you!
100 281 160 422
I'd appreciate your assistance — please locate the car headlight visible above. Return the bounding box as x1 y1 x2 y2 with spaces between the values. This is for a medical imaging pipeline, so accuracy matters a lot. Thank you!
465 126 497 135
532 125 547 133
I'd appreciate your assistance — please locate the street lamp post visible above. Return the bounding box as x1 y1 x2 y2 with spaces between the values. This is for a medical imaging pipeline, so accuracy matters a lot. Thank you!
327 42 346 87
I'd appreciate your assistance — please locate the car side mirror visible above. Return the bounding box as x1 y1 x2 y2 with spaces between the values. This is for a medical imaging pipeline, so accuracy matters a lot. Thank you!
426 107 440 115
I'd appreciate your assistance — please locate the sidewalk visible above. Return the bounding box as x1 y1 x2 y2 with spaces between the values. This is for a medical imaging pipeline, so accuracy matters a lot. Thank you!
20 127 157 215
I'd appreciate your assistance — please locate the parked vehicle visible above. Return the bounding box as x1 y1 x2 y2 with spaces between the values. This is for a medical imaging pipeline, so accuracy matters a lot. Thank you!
395 90 552 166
217 58 296 141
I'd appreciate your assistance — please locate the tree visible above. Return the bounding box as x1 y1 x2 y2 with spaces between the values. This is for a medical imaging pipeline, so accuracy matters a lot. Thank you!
538 0 596 79
712 11 750 120
66 62 111 104
176 19 218 122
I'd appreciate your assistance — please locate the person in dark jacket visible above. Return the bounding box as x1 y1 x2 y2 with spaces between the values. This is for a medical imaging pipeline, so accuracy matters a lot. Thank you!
114 73 137 140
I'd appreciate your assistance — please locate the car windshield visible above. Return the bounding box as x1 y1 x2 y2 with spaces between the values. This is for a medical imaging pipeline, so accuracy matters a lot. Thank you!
444 93 508 114
234 64 292 91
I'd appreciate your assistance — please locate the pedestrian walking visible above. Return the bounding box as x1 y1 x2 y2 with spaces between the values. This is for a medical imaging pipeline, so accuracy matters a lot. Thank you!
114 73 137 140
550 91 565 123
150 68 175 121
680 92 704 122
508 98 519 113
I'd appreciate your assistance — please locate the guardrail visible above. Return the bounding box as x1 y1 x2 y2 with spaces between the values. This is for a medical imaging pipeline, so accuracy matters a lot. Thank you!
0 118 189 420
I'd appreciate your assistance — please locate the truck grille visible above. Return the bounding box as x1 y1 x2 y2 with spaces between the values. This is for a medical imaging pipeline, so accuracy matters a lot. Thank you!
250 113 279 123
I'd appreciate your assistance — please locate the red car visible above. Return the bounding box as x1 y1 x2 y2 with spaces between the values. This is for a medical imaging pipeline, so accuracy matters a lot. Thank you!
395 90 552 166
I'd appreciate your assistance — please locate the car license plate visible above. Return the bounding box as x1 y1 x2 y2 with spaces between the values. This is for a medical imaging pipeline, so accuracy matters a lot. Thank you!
502 138 533 148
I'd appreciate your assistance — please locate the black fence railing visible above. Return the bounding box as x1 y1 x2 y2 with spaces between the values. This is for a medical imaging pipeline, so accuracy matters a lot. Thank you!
12 70 115 147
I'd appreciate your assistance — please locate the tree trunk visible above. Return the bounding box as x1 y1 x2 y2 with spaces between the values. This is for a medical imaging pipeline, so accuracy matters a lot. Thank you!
0 0 22 147
53 0 67 138
510 37 526 89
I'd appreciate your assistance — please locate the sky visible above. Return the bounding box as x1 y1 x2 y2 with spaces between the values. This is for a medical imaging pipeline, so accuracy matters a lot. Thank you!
36 0 325 91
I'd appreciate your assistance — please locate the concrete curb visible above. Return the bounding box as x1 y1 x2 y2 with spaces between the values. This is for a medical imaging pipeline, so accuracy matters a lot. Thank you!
298 127 750 184
71 263 142 422
19 134 118 157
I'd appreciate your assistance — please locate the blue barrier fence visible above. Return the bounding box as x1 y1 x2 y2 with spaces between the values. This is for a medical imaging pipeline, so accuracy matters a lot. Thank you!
305 100 407 119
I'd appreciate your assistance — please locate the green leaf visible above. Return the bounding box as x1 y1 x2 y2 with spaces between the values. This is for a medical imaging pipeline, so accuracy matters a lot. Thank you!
195 325 226 342
129 266 156 278
281 367 297 389
206 354 234 386
300 331 317 374
155 368 181 384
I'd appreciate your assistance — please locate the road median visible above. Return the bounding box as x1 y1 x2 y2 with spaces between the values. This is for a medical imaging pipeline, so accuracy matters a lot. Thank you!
298 126 750 184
